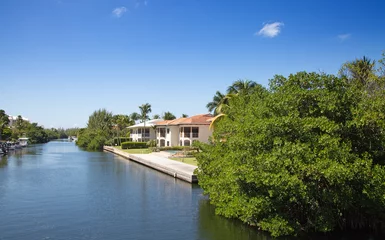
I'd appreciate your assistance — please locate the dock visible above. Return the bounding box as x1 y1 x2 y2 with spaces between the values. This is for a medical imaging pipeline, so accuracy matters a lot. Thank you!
103 146 198 183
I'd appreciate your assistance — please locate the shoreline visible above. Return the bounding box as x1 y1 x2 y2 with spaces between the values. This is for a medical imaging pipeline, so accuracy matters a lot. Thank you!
103 146 198 183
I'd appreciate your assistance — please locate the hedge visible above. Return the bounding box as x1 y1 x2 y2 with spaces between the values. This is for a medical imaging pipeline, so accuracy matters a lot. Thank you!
121 141 147 149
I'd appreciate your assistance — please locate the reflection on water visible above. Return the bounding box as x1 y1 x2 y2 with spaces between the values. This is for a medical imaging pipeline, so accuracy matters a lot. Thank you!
198 199 274 240
0 141 382 240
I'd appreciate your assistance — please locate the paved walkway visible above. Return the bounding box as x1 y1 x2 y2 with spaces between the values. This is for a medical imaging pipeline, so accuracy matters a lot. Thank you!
103 146 198 183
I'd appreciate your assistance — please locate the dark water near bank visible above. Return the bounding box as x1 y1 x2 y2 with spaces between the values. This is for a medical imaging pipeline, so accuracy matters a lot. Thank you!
0 141 381 240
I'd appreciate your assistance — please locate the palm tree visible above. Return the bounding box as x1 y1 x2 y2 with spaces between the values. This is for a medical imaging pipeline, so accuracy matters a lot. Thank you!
209 113 226 130
206 91 226 115
162 111 176 120
130 112 140 123
112 114 132 146
227 79 257 95
340 56 376 85
139 103 152 142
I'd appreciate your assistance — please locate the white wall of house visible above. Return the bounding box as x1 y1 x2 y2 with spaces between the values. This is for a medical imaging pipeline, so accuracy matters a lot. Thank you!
169 126 179 146
130 127 156 142
179 125 212 146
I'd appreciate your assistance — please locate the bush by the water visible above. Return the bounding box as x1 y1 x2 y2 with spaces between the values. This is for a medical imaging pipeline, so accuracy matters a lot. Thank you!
121 141 147 149
76 109 113 151
76 129 107 151
196 70 385 237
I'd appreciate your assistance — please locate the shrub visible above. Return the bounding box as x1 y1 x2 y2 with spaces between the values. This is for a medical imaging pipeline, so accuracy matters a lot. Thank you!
158 146 198 151
113 137 131 146
147 140 156 147
121 141 147 149
197 72 385 237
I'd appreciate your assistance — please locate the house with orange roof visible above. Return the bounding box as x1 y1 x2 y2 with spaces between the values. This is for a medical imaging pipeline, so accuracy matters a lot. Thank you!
128 119 164 142
155 114 213 147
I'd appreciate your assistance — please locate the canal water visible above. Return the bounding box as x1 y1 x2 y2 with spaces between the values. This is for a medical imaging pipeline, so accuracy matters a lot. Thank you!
0 141 381 240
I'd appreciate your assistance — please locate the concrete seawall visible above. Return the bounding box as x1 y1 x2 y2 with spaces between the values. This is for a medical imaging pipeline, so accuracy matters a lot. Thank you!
103 146 198 183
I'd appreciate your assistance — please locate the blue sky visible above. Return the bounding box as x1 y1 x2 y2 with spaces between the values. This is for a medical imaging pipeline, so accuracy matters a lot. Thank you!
1 0 384 128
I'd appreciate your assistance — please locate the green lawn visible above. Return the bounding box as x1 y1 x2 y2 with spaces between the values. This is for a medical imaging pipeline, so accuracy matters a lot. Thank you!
113 146 152 154
169 157 198 166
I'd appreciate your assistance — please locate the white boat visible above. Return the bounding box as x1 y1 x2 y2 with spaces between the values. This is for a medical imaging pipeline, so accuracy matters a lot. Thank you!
18 138 29 147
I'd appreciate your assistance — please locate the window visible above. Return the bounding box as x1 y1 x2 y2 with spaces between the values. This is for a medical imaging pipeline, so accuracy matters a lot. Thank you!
138 129 142 134
160 128 166 138
184 140 190 146
160 139 165 147
192 127 199 138
179 140 182 146
144 128 150 137
183 127 191 138
167 141 169 146
167 128 170 134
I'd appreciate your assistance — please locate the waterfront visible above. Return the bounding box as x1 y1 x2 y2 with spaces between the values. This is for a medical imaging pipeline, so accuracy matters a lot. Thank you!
0 141 270 240
0 141 382 240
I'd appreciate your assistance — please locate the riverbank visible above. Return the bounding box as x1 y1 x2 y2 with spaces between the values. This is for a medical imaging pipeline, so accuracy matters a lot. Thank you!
103 146 198 183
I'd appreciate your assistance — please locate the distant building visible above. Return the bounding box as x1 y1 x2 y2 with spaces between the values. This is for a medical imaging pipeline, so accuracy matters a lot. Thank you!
155 114 213 147
128 119 164 142
8 116 29 127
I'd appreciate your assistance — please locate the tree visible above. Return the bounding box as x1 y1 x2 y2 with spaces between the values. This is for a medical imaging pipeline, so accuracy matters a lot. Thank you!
340 56 376 86
130 112 140 122
196 71 385 237
0 110 10 141
139 103 152 141
162 111 176 120
181 114 188 118
227 79 257 95
206 91 227 116
77 109 113 151
112 114 133 146
87 109 113 134
153 114 160 119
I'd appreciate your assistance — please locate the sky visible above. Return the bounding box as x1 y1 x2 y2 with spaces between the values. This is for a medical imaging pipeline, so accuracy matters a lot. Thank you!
1 0 385 128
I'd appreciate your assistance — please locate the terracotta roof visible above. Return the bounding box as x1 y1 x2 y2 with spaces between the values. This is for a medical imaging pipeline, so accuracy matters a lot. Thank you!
155 114 213 126
154 120 173 126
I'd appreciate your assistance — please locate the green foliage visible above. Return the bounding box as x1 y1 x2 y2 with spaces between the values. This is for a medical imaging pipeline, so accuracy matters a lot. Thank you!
197 70 385 237
139 103 152 123
76 129 107 151
158 146 197 151
121 141 147 149
147 139 156 147
1 127 11 140
77 109 114 151
0 110 10 141
87 109 113 134
26 123 49 144
162 111 176 120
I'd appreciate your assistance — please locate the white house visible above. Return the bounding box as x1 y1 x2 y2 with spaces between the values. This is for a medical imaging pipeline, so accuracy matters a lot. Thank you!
8 116 29 127
155 114 213 147
128 119 164 142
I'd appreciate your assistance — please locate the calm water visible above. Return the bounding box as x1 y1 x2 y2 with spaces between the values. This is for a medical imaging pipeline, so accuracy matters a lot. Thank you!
0 141 381 240
0 141 271 240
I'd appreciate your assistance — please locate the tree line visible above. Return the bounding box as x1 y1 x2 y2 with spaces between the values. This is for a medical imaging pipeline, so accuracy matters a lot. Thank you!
76 104 188 151
0 112 79 144
196 52 385 237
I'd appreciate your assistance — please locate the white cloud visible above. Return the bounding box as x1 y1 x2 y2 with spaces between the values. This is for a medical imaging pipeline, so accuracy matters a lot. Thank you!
112 7 127 18
256 22 284 38
338 33 351 41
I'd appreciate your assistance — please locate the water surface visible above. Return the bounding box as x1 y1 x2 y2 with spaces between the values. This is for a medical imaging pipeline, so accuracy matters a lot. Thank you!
0 141 269 240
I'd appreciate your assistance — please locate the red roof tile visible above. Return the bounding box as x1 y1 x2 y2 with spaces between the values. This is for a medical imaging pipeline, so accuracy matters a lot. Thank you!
155 114 213 126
